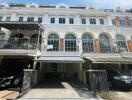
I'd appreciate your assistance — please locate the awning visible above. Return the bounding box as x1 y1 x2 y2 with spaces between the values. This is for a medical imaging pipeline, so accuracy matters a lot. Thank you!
35 56 84 63
84 57 132 64
0 21 44 30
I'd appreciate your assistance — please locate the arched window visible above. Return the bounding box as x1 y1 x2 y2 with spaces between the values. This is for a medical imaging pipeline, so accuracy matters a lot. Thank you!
47 34 59 51
115 34 127 51
65 34 76 51
30 34 42 43
99 34 111 53
0 32 6 48
82 34 94 53
10 33 25 49
0 32 6 40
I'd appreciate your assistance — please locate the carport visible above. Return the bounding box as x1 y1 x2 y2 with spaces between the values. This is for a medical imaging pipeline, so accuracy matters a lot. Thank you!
83 53 132 70
35 52 84 82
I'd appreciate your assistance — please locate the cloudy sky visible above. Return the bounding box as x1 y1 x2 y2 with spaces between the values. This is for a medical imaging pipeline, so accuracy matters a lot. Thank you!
3 0 132 9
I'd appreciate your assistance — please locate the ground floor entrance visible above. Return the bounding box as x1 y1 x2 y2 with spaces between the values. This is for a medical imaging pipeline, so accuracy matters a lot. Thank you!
36 63 83 82
19 80 101 99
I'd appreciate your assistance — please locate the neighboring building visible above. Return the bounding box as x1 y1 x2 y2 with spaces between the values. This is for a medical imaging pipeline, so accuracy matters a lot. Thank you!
0 3 132 84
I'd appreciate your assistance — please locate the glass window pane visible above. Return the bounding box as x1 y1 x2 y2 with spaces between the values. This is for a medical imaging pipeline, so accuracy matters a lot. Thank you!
65 34 76 52
48 34 59 51
82 34 94 53
99 35 111 53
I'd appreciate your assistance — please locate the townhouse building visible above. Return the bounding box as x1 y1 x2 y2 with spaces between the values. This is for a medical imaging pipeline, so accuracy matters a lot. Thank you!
0 3 132 84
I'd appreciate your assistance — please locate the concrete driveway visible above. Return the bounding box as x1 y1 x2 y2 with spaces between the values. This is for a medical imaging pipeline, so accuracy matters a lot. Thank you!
18 80 102 100
108 90 132 100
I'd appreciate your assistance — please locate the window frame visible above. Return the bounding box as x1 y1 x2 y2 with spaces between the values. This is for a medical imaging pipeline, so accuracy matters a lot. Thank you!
82 34 94 53
59 18 65 24
81 18 86 24
6 16 11 21
50 17 55 24
99 34 111 53
65 34 77 52
18 17 23 22
100 19 104 25
27 17 34 22
38 17 42 23
69 18 74 24
47 34 59 51
90 18 96 24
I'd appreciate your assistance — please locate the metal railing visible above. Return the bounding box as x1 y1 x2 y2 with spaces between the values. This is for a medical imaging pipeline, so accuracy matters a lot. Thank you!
0 38 38 49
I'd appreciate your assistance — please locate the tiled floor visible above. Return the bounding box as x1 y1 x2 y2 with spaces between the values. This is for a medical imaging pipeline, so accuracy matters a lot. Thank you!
18 80 102 100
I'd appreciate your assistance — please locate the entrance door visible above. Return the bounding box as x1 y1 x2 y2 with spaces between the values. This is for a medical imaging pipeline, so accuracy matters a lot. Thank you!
50 63 58 79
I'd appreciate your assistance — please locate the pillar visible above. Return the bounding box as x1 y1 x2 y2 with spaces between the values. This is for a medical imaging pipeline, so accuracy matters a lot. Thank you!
60 38 64 51
11 13 17 21
115 16 120 27
125 16 131 27
94 39 100 53
127 40 132 52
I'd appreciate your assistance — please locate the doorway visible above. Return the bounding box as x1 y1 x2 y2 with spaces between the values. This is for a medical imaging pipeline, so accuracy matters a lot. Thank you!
50 63 58 79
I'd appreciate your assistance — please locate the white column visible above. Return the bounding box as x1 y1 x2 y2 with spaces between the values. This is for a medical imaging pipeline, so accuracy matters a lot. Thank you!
34 16 38 22
11 13 17 21
96 18 100 25
42 13 49 24
75 15 80 25
66 17 69 25
2 16 7 21
107 16 113 26
23 16 27 21
55 17 58 24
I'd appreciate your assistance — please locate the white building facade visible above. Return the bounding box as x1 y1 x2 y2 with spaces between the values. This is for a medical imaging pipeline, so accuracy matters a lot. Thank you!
0 3 132 84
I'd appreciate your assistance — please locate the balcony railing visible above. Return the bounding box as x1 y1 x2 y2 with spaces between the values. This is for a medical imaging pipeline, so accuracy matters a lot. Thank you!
0 38 38 49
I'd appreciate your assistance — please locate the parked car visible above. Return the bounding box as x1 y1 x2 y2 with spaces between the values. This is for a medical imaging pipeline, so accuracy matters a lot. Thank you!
107 70 132 89
0 71 23 88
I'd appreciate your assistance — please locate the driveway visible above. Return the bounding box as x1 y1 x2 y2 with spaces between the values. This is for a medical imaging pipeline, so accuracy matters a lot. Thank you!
108 90 132 100
18 80 102 100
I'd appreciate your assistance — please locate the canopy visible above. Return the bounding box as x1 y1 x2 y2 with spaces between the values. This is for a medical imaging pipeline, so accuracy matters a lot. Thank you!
84 56 132 64
35 56 84 63
0 21 44 30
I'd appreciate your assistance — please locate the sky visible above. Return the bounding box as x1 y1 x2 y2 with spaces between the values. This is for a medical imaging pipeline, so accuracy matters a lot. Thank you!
2 0 132 9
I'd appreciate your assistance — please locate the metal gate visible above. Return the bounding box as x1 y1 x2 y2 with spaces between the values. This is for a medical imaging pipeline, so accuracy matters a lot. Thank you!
86 70 109 92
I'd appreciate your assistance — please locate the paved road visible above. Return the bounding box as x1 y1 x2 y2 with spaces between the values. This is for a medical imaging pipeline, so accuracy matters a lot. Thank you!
18 80 102 100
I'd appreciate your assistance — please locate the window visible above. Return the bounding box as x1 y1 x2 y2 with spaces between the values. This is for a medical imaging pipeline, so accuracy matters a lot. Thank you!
59 18 65 24
18 17 23 22
82 34 94 53
112 19 116 26
90 19 96 24
65 34 76 52
27 17 34 22
99 34 111 53
0 32 6 48
38 17 42 23
81 18 86 24
6 16 11 21
50 18 55 24
0 33 5 40
115 34 127 51
69 18 74 24
100 19 104 25
48 34 59 51
0 17 3 21
120 19 126 27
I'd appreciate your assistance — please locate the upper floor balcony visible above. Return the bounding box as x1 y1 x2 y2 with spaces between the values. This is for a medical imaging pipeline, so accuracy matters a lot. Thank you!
0 38 40 56
0 21 44 56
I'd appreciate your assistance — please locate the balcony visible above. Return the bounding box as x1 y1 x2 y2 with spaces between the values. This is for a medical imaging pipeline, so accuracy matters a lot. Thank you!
0 38 40 56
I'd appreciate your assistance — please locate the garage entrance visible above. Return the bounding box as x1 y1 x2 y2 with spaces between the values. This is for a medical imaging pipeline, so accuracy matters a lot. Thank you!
38 63 82 81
